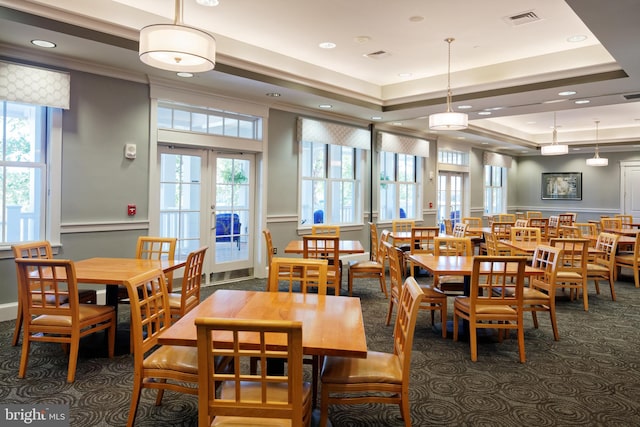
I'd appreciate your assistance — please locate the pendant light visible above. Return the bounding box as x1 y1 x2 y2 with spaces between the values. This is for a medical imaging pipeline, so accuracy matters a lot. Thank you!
139 0 216 73
541 112 568 155
586 120 608 166
429 38 468 130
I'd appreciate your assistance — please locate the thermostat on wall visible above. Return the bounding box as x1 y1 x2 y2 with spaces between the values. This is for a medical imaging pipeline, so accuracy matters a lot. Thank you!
124 143 136 159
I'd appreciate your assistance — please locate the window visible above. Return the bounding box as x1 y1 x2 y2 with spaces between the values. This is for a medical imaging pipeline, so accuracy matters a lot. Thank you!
379 152 419 220
0 101 48 244
300 141 360 225
157 101 263 140
484 165 505 215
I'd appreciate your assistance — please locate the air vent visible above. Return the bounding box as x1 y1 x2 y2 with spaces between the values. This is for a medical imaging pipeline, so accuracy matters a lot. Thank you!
365 50 390 59
623 93 640 100
503 10 541 26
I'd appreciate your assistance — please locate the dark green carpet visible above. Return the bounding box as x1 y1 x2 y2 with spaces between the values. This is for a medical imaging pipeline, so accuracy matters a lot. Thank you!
2 271 640 426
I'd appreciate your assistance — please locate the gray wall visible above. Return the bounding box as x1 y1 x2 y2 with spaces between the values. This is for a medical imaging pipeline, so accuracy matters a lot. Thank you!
1 68 639 307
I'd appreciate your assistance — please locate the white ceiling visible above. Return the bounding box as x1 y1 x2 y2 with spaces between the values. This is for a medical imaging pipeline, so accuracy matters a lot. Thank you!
1 0 640 156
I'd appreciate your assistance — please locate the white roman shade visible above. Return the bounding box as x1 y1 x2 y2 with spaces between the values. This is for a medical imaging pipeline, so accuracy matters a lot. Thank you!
483 152 513 168
0 61 70 109
297 117 369 149
377 132 430 157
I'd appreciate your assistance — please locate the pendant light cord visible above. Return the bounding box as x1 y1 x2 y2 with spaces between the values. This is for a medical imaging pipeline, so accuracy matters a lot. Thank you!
445 38 454 113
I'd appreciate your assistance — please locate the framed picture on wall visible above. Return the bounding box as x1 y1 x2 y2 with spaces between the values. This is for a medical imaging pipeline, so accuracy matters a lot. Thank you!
541 172 582 200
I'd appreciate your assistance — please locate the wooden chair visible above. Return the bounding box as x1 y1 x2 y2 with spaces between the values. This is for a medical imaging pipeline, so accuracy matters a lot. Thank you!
169 246 207 324
528 217 550 241
514 219 529 228
443 219 453 235
559 225 580 238
302 235 341 295
408 226 439 276
587 232 620 301
558 213 575 227
264 256 328 410
615 214 634 229
526 211 542 219
492 222 513 255
263 228 276 266
348 224 388 297
497 213 516 223
600 217 622 231
547 215 560 238
11 241 96 347
462 217 482 228
311 225 340 236
15 258 115 383
453 256 527 363
550 238 589 311
136 236 177 290
433 236 473 296
386 241 446 338
392 219 415 251
320 276 424 427
523 245 562 340
196 318 312 427
575 222 597 241
452 222 468 237
125 268 220 427
509 227 541 259
616 237 640 288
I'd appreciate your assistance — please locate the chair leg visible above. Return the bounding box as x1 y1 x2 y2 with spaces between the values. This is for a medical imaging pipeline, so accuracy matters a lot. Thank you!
379 274 388 298
469 323 478 362
18 336 31 379
11 303 23 346
608 274 617 301
126 377 143 427
155 382 167 405
347 271 353 297
399 390 412 427
67 338 80 383
385 299 395 326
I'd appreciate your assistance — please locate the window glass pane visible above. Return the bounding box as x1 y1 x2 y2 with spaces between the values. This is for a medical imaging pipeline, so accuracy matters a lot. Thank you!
208 115 224 135
379 151 418 220
312 143 326 178
238 119 253 138
191 112 207 133
173 110 190 130
224 118 239 137
380 151 395 182
158 106 172 129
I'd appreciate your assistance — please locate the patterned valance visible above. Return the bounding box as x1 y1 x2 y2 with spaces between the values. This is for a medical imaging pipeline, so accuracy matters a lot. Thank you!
297 117 370 150
377 132 430 157
0 61 70 109
483 151 513 168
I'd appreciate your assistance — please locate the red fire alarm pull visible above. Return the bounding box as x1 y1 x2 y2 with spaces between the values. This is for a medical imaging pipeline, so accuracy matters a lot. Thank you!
127 204 136 216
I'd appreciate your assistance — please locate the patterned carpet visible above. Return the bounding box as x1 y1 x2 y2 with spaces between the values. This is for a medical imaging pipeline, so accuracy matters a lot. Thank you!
2 271 640 426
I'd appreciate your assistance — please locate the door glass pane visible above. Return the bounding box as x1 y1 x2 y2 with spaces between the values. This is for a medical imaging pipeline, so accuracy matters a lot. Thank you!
215 157 250 264
160 153 201 259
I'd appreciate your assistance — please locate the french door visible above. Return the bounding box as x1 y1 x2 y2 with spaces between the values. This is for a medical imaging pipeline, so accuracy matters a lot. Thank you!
437 172 463 231
157 146 254 278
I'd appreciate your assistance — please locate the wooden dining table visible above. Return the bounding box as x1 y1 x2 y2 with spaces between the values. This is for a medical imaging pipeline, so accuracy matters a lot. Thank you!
158 289 367 358
284 239 365 254
498 240 604 255
407 254 544 338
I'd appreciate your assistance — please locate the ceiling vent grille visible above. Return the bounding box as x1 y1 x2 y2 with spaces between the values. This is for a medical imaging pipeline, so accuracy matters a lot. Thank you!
365 50 390 59
503 10 541 26
623 93 640 100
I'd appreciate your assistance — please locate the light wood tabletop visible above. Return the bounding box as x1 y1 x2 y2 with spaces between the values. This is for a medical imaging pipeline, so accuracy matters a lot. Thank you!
72 257 185 285
284 239 365 255
158 289 368 358
602 228 640 237
408 254 544 279
498 240 604 255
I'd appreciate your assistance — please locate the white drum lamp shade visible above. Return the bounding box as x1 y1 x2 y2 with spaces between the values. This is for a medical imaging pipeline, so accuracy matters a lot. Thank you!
139 24 216 73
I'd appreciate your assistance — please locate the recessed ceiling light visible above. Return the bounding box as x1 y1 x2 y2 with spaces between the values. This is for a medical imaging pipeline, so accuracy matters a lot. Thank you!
176 72 193 78
398 73 412 78
567 35 587 43
319 42 336 49
392 122 403 126
543 99 567 104
266 92 281 97
574 99 590 104
371 116 383 120
409 16 425 22
457 136 466 140
485 107 504 111
558 90 576 96
354 36 371 44
318 104 332 109
458 105 472 109
526 121 537 125
196 0 219 5
481 142 489 145
478 111 491 116
31 39 56 48
572 148 581 151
